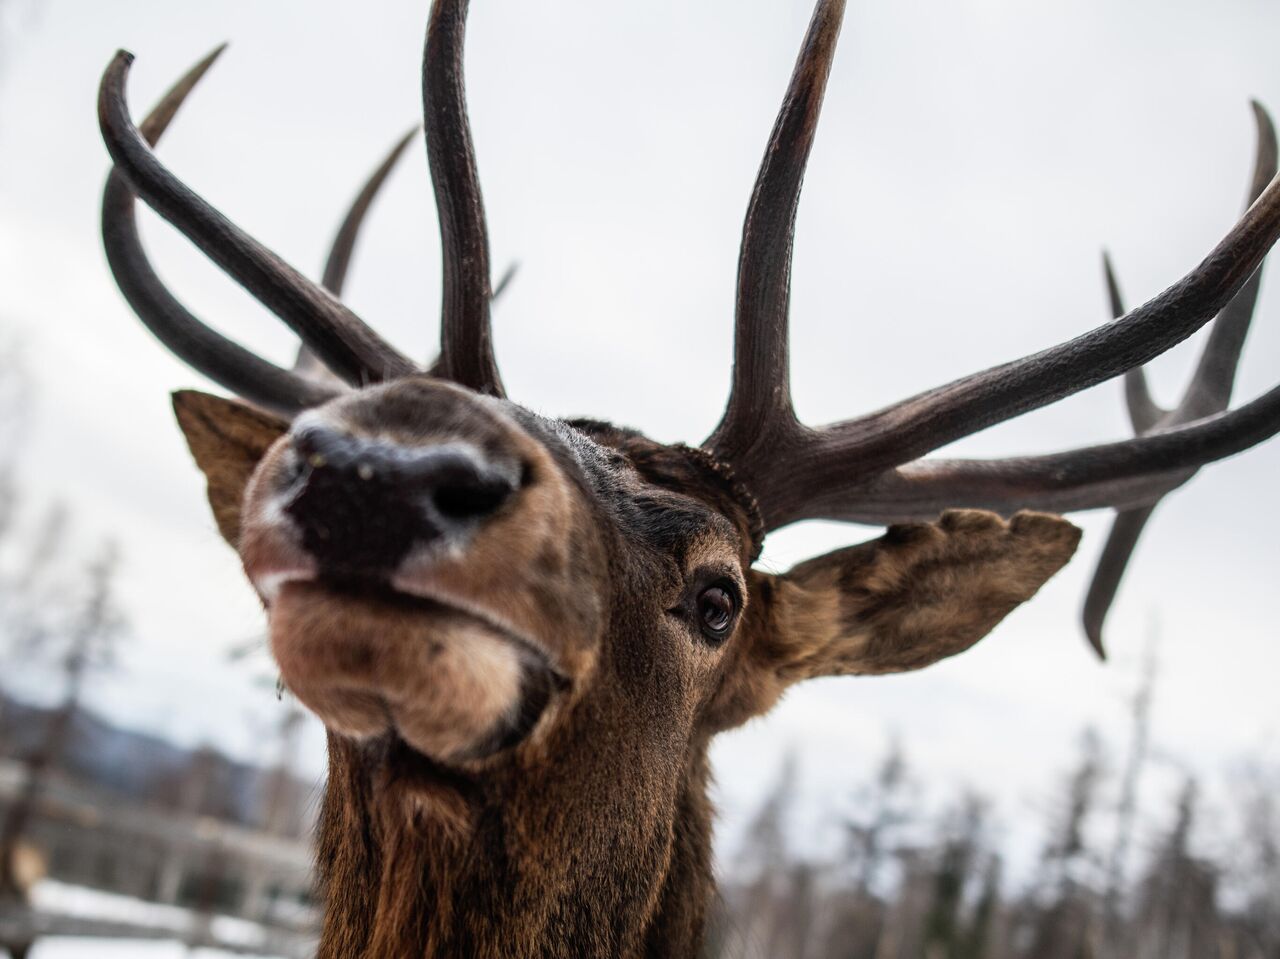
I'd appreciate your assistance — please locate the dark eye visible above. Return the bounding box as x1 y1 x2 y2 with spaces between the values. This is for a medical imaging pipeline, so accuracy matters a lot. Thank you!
696 584 737 641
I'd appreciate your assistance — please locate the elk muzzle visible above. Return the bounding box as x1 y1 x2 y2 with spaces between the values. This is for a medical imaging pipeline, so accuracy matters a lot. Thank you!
284 421 521 576
235 380 599 771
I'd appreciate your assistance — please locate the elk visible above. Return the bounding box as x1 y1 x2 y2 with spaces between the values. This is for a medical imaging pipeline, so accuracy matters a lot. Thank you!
98 0 1280 955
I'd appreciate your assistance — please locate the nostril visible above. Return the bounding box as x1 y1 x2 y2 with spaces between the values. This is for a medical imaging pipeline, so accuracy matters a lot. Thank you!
291 424 330 463
282 422 520 571
433 481 511 521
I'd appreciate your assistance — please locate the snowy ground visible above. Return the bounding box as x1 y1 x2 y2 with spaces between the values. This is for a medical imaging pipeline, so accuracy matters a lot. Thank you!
4 881 297 958
30 882 274 950
23 943 281 959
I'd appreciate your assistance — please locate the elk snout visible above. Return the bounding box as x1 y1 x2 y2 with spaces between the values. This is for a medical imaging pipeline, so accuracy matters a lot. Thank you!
284 422 522 575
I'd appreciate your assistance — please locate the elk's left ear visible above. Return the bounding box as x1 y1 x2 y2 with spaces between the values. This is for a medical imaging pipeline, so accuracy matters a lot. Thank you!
172 390 289 547
753 509 1080 683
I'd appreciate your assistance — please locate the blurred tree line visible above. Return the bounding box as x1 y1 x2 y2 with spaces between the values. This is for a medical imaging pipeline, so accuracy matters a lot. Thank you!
0 340 313 911
0 337 129 898
709 670 1280 959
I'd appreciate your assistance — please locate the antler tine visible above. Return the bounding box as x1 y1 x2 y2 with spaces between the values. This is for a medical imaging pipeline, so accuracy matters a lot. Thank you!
101 46 339 416
1081 506 1157 659
491 261 518 302
99 51 418 390
1103 252 1165 433
1083 261 1165 657
797 378 1280 526
1182 101 1277 414
423 0 505 398
706 0 847 466
1081 102 1277 657
834 169 1280 470
322 128 421 298
295 127 421 376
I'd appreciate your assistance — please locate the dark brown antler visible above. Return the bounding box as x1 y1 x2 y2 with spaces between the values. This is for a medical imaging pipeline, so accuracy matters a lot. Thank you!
101 1 510 411
706 0 1280 530
297 128 513 381
323 129 421 300
295 128 421 378
99 50 418 390
706 0 843 466
423 0 504 397
100 47 339 416
1081 101 1277 656
707 0 1280 653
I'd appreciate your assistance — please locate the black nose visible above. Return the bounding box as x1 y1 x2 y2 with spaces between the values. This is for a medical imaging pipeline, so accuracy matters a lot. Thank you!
284 423 520 575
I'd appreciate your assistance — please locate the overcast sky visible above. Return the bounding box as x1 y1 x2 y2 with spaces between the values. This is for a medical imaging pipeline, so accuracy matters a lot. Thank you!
1 0 1278 875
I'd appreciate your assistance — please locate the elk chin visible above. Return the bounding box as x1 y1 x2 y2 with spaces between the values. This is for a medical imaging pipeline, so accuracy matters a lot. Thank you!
269 581 554 765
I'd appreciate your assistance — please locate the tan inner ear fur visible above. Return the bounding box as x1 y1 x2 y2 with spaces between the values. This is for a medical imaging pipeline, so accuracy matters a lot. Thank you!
708 510 1080 731
171 389 289 547
778 510 1081 678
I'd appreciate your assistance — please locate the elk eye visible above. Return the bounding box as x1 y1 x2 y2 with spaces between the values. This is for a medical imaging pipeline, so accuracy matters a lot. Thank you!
696 584 737 641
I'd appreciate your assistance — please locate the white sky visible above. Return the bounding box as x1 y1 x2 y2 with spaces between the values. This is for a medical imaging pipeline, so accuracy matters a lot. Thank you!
1 0 1278 877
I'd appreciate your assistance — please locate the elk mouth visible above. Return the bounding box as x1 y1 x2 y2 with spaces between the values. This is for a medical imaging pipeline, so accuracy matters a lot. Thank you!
267 576 566 765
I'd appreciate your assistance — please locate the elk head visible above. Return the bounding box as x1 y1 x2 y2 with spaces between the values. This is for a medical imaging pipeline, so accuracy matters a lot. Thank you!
99 0 1280 954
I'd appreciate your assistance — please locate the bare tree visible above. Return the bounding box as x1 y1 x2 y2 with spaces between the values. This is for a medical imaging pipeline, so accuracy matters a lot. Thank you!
1134 778 1219 959
1228 766 1280 955
847 740 915 899
1101 629 1159 958
735 751 802 957
921 794 988 959
822 741 918 959
0 540 127 898
0 336 29 548
1025 729 1106 959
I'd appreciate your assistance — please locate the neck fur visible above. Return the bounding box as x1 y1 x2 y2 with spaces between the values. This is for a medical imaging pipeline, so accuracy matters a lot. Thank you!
314 733 717 958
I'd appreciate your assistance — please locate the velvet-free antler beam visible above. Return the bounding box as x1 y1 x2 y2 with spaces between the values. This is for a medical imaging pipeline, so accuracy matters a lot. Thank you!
707 0 846 465
790 382 1280 526
1106 255 1166 433
820 177 1280 479
423 0 505 397
99 50 417 389
323 128 421 299
295 128 421 377
101 46 339 416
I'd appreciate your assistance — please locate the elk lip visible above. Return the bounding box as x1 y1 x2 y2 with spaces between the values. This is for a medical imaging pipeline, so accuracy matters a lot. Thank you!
253 563 566 686
269 576 568 765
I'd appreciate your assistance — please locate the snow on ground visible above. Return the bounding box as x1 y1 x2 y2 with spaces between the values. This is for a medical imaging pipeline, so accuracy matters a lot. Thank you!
18 881 291 958
26 941 280 959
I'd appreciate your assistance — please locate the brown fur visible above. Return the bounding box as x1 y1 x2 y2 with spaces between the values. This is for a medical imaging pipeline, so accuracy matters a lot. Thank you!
172 390 288 545
173 387 1081 957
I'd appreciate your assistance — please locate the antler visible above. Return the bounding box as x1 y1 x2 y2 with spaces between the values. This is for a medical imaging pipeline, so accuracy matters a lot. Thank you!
1079 102 1278 656
705 0 842 465
101 0 507 410
99 51 418 391
295 128 421 379
423 0 504 397
297 126 513 381
100 47 338 416
707 0 1280 563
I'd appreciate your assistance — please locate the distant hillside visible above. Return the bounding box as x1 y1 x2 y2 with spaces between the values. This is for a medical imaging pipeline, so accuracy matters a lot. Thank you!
0 692 315 837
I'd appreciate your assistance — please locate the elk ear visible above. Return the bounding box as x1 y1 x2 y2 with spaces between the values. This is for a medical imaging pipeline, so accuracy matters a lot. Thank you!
762 510 1080 681
172 390 289 547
